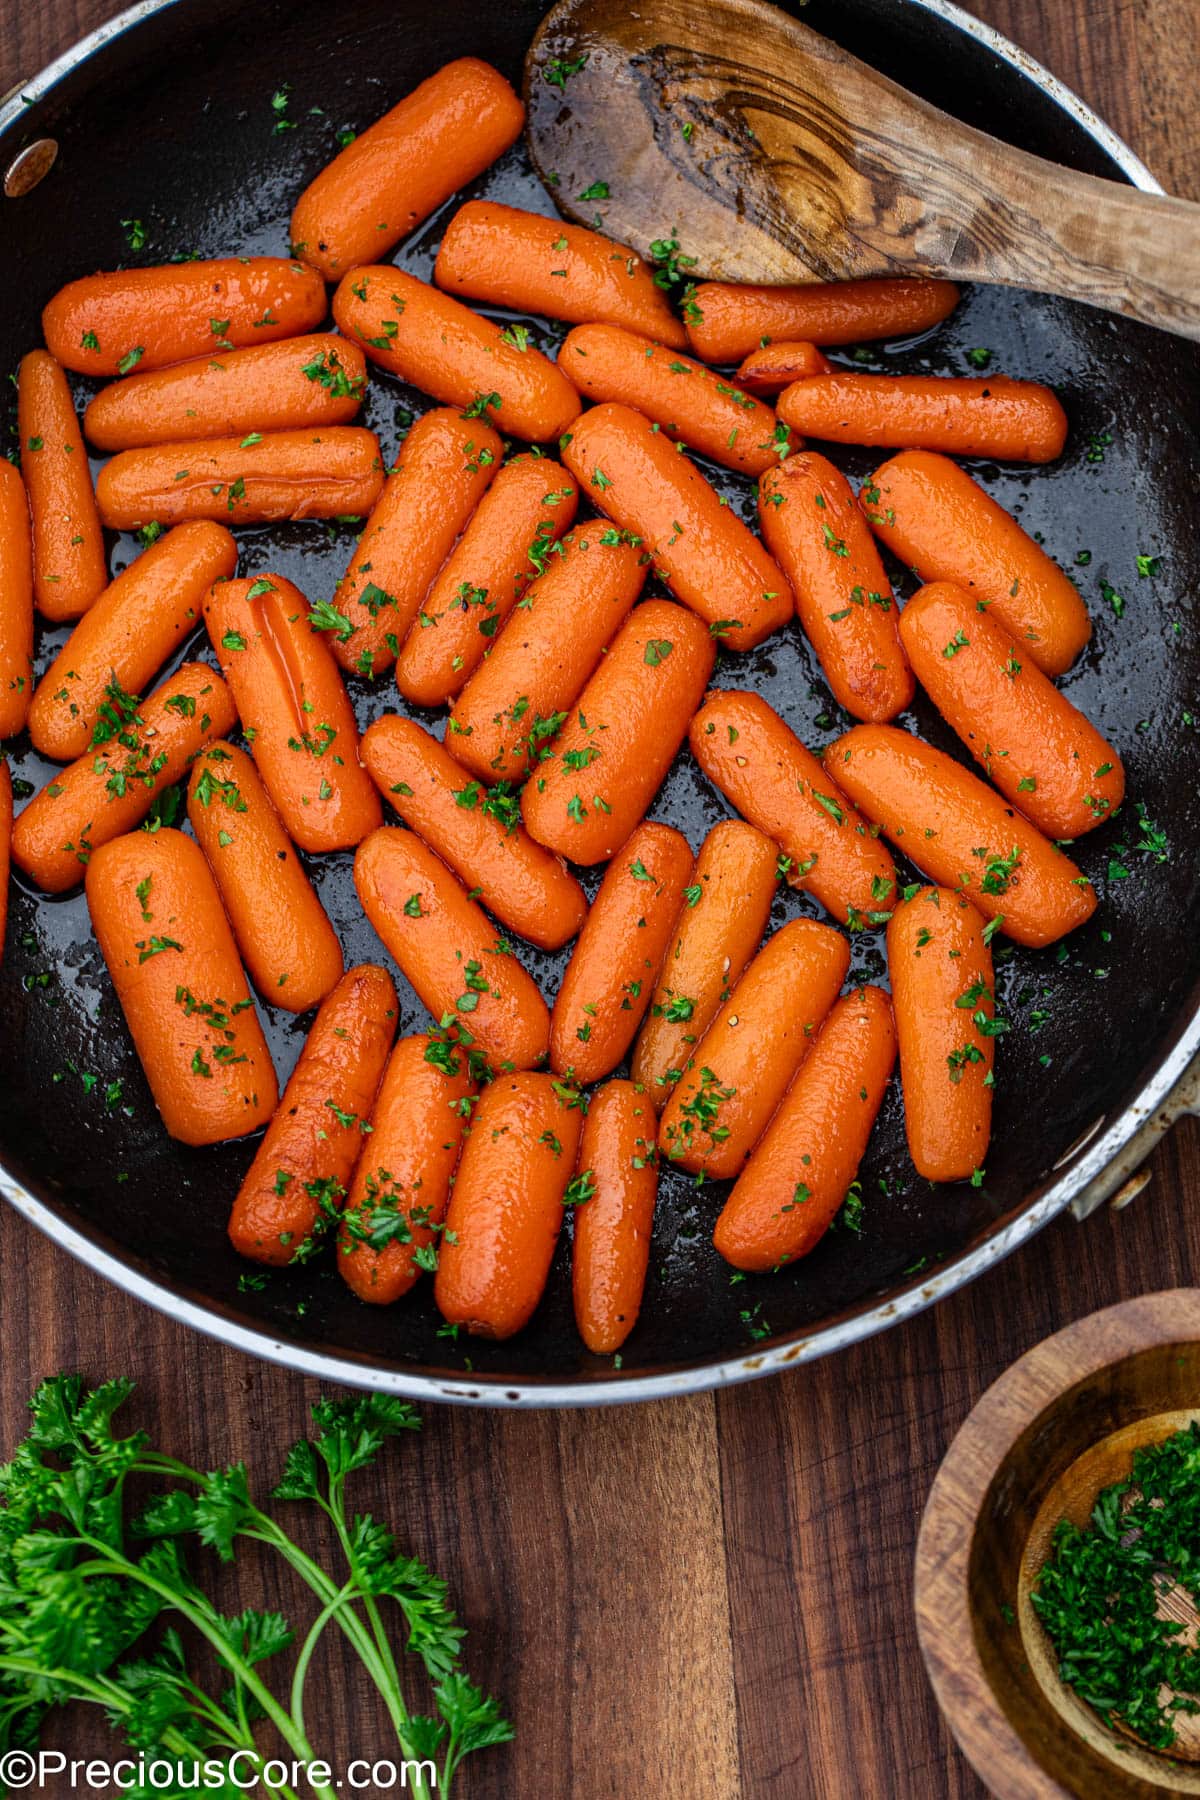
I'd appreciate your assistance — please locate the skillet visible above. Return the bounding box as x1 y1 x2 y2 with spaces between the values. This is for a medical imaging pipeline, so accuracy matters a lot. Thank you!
0 0 1198 1405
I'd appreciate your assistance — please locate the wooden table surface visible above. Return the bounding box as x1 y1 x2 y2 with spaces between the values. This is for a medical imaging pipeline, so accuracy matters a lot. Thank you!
2 1 1197 1794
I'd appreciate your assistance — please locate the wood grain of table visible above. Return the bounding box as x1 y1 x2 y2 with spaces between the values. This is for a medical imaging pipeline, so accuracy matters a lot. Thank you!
1 2 1197 1794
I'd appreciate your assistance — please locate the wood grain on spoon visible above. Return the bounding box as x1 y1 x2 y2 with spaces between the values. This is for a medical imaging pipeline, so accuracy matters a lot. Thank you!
525 0 1200 339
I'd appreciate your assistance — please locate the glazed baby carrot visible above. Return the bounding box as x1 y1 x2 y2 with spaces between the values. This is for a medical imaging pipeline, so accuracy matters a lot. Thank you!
360 714 587 951
522 601 715 864
631 819 778 1108
778 373 1068 462
354 827 551 1071
887 887 996 1183
685 277 960 364
291 58 524 280
18 350 106 622
0 763 10 964
758 451 913 723
435 200 688 349
83 334 368 450
0 462 33 740
12 661 235 894
228 964 398 1266
898 581 1124 837
332 267 580 443
96 428 384 530
658 917 849 1180
84 828 277 1146
558 325 784 476
329 407 502 680
826 724 1097 947
688 689 898 927
338 1032 476 1305
713 986 896 1272
572 1079 659 1354
204 574 381 854
29 521 237 762
434 1072 585 1338
735 341 832 395
861 450 1090 675
43 257 326 376
560 403 792 650
448 528 645 784
549 822 694 1084
394 455 578 706
187 743 344 1014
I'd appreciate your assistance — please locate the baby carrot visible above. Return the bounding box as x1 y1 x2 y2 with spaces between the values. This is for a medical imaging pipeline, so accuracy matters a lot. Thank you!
778 372 1068 462
735 341 832 395
84 828 277 1146
0 462 33 740
560 403 792 650
228 964 398 1266
688 689 898 927
329 407 502 681
96 428 385 530
12 661 235 894
83 334 368 450
187 743 344 1014
558 325 784 476
43 257 326 376
861 450 1090 675
549 822 694 1084
291 58 524 280
826 723 1097 947
521 601 715 864
572 1079 659 1354
887 887 996 1183
29 521 237 762
354 827 550 1072
685 277 960 364
18 350 107 622
713 986 896 1272
360 715 587 951
631 819 777 1109
338 1032 476 1305
435 200 688 349
898 581 1124 837
658 917 849 1180
758 451 913 723
448 528 645 784
434 1072 585 1339
332 267 581 443
0 764 11 965
204 574 381 854
394 455 578 706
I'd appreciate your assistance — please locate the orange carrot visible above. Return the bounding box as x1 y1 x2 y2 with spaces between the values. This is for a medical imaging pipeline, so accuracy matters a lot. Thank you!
713 986 896 1271
758 451 913 723
84 828 278 1145
187 743 344 1014
96 428 384 530
735 341 832 395
826 723 1097 947
0 462 33 740
522 601 715 864
0 763 11 965
572 1079 659 1354
228 964 397 1265
549 822 694 1084
685 277 961 364
18 350 106 622
778 372 1068 461
291 59 524 280
897 581 1124 837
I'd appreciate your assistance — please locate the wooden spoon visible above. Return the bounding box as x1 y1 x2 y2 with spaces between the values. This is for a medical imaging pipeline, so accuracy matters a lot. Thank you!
524 0 1200 339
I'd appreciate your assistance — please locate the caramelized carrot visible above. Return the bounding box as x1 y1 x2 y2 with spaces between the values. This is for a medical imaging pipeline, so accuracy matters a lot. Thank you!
434 1072 585 1338
0 462 34 740
735 341 832 395
714 986 896 1271
897 581 1124 837
778 372 1068 462
688 689 898 927
354 827 550 1072
84 828 277 1145
658 917 849 1180
0 763 11 964
29 521 237 762
685 277 960 364
572 1079 659 1354
549 822 694 1083
228 964 397 1266
18 350 106 621
96 428 384 530
187 743 344 1013
826 723 1097 947
522 601 715 864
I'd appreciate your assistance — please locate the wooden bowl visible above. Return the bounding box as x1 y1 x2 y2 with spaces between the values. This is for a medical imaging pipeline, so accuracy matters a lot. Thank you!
915 1290 1200 1799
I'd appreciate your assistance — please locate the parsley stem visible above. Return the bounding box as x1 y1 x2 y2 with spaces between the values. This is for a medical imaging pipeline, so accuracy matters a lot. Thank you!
290 1577 359 1736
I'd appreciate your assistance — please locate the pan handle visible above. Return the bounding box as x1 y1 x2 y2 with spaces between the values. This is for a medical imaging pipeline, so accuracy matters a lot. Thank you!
1069 1044 1200 1220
